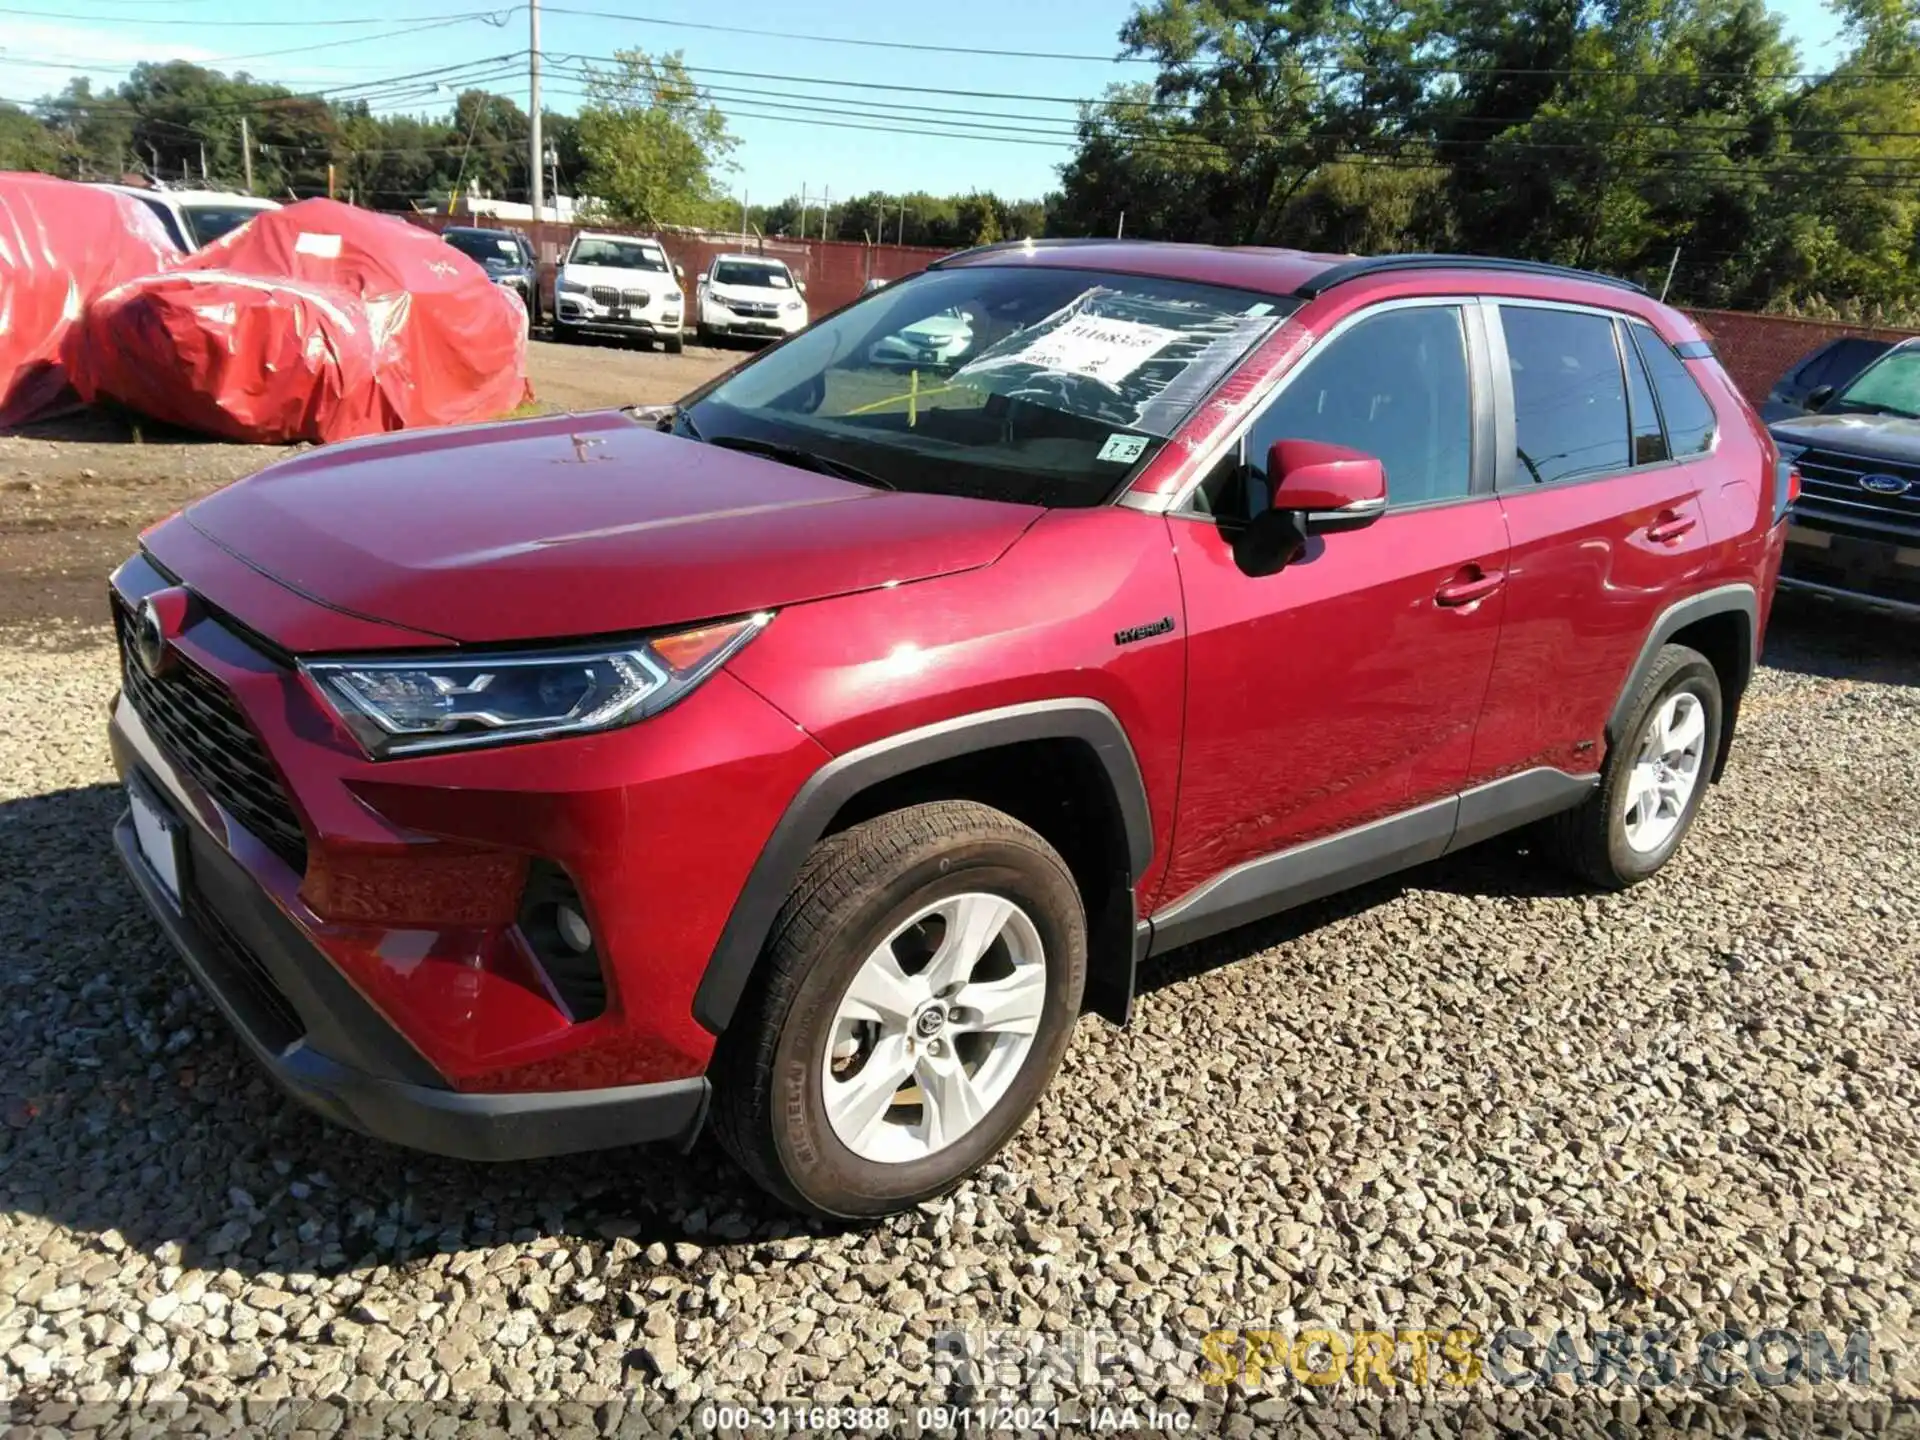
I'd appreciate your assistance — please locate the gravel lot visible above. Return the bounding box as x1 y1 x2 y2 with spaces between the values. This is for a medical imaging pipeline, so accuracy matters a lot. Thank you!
0 591 1914 1431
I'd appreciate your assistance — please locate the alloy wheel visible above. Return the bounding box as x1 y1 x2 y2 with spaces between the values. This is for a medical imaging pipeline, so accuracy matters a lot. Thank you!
822 891 1047 1164
1622 690 1707 854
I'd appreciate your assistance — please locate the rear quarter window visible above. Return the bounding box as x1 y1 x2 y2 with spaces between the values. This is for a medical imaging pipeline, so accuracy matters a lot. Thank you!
1631 324 1717 457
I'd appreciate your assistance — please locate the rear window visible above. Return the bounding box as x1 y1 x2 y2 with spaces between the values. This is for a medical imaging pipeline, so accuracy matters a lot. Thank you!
1631 324 1717 456
1501 306 1630 484
182 205 265 249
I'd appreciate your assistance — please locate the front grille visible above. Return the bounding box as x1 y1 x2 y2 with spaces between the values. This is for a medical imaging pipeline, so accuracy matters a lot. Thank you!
728 299 779 318
620 287 649 307
590 285 618 308
115 606 310 874
184 887 305 1052
1793 449 1920 539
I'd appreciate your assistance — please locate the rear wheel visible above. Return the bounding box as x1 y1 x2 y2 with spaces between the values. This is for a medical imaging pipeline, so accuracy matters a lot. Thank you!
663 332 684 355
1545 643 1722 889
709 802 1086 1218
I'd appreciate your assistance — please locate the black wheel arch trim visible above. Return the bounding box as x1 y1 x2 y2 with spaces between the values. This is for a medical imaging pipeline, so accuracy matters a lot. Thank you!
1605 582 1757 765
692 698 1155 1035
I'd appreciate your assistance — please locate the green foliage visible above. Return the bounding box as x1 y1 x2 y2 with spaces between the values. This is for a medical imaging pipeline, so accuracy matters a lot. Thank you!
574 50 737 229
1057 0 1920 313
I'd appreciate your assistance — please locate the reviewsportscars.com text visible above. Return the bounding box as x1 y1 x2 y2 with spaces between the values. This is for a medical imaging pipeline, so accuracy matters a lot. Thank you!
931 1323 1876 1396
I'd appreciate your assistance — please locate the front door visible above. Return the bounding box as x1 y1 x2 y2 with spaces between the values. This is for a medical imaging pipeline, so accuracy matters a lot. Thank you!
1157 300 1510 926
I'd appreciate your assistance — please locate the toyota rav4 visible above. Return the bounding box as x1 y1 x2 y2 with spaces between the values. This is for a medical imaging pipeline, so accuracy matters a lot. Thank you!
109 243 1788 1218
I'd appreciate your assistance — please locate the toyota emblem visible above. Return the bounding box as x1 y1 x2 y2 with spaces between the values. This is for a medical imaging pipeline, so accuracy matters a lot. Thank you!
130 588 191 677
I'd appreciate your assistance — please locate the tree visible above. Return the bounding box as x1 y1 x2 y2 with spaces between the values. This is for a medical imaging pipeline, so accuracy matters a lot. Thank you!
574 49 737 228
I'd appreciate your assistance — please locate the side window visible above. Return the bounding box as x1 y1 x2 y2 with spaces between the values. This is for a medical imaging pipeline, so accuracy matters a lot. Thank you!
1632 324 1716 457
1500 305 1628 484
140 196 188 252
1621 320 1670 465
1238 304 1474 513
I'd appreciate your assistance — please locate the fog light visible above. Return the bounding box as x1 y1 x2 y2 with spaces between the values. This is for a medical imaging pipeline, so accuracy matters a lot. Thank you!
518 862 607 1021
556 902 593 954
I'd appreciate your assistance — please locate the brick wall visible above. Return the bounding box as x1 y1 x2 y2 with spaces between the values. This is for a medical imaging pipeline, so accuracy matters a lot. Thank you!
1682 308 1919 407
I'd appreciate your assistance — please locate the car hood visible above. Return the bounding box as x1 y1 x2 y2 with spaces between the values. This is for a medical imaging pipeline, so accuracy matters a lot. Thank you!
561 262 675 288
182 410 1039 647
1770 411 1920 465
709 282 799 305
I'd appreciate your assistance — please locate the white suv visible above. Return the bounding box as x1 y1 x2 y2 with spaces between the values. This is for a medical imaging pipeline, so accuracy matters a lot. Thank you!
696 254 809 343
91 185 278 253
553 233 685 353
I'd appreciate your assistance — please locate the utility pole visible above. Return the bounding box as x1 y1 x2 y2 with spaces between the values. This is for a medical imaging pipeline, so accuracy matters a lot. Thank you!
820 185 831 242
1659 246 1681 303
199 142 208 183
1117 211 1125 239
239 115 254 195
796 183 809 239
740 188 748 240
529 0 544 223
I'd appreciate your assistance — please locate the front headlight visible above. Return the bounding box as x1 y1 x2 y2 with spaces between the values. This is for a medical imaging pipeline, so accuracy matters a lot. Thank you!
302 615 769 757
558 276 588 294
784 300 804 313
663 290 682 302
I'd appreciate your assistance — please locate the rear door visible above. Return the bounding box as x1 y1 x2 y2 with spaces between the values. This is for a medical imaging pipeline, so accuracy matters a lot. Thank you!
1157 298 1510 910
1469 300 1716 783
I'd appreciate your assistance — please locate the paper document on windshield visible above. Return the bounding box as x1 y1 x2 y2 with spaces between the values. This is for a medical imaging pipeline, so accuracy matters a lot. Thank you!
966 313 1180 387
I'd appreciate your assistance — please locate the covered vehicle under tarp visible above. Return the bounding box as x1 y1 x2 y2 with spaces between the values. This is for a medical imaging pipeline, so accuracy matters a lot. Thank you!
74 199 530 444
0 173 180 429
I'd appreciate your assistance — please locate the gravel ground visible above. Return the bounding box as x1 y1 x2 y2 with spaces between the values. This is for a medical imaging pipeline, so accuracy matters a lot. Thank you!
0 597 1916 1433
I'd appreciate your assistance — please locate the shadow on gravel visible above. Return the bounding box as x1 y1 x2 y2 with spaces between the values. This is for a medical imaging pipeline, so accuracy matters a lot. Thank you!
5 407 233 448
0 784 871 1285
1762 592 1919 686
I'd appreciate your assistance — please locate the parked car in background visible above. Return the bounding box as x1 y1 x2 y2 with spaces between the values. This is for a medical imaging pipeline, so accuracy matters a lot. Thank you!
107 243 1785 1218
1770 336 1920 616
867 306 977 369
1762 336 1894 421
697 254 808 343
441 225 538 329
91 185 278 253
553 232 684 352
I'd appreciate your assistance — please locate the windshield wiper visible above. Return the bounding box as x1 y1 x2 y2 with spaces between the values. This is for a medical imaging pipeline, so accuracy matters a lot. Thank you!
706 434 895 490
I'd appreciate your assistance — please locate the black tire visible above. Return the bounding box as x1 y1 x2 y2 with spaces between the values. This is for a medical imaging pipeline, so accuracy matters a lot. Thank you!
663 332 684 355
1544 643 1723 890
551 319 574 344
709 801 1087 1218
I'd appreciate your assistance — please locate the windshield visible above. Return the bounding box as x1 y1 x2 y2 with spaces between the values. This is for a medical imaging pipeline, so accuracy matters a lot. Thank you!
1833 347 1920 419
184 205 268 248
684 265 1291 507
713 260 792 289
568 238 669 271
445 230 523 265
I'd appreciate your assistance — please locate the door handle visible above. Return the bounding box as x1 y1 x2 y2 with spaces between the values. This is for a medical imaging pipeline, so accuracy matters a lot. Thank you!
1646 510 1697 544
1434 567 1506 607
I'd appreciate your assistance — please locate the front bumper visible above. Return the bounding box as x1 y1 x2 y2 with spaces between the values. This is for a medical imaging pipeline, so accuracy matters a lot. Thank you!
701 306 805 338
1779 520 1920 618
554 294 680 336
107 543 830 1127
112 712 710 1160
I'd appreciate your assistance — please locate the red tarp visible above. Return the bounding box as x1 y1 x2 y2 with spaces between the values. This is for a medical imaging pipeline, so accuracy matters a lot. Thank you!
75 198 530 444
0 173 181 429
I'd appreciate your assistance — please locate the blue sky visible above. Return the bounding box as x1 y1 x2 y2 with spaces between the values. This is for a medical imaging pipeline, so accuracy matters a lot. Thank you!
0 0 1853 204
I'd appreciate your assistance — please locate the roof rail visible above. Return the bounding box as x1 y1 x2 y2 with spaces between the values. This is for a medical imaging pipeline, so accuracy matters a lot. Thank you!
1295 254 1649 299
929 237 1138 268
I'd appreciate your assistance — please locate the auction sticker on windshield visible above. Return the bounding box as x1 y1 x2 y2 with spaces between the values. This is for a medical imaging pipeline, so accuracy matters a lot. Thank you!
982 314 1181 386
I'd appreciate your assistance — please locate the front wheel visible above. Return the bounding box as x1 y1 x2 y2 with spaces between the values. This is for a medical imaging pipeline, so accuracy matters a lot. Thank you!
1545 643 1723 889
663 332 684 355
709 801 1086 1218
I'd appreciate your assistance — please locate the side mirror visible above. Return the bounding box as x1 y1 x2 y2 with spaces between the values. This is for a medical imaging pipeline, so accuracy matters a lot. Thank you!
1267 439 1386 534
1806 383 1836 411
798 281 808 295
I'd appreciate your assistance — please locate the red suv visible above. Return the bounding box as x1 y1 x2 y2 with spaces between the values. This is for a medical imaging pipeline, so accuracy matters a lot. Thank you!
109 243 1788 1217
